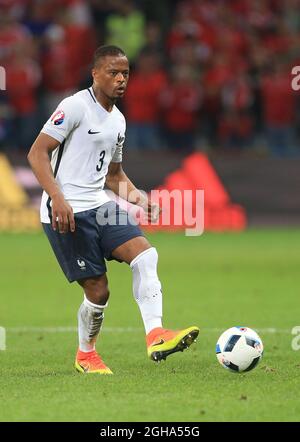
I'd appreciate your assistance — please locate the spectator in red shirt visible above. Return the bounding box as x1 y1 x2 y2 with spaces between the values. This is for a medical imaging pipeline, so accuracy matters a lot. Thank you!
41 24 76 114
0 9 33 64
218 72 254 150
159 64 201 152
218 110 254 151
261 62 296 156
123 49 167 149
42 5 96 115
5 46 41 150
202 52 233 146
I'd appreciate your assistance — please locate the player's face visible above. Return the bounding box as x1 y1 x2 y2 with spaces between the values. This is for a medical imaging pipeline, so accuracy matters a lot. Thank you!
92 55 130 100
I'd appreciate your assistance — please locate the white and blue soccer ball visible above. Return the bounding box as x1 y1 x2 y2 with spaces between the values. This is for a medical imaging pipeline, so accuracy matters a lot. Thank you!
216 326 263 373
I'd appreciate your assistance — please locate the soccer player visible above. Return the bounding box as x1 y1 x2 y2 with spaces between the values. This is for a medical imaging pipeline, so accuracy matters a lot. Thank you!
28 45 199 374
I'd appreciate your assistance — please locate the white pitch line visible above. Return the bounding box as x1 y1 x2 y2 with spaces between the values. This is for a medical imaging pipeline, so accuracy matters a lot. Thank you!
5 326 292 334
6 326 140 333
202 327 291 334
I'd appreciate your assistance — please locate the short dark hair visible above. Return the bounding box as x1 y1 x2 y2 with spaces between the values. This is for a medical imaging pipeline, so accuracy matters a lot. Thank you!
93 45 126 67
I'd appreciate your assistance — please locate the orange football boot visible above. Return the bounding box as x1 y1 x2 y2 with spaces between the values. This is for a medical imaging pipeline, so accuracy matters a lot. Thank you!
75 349 113 374
146 326 200 362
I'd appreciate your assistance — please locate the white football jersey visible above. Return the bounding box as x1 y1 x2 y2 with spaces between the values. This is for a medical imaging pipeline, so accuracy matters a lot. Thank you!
40 87 126 223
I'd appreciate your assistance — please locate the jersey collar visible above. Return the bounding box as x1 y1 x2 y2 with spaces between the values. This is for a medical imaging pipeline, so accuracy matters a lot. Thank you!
87 87 114 115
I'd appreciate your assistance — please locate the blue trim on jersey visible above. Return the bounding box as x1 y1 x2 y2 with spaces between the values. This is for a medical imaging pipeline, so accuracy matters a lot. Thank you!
46 140 65 220
87 87 96 103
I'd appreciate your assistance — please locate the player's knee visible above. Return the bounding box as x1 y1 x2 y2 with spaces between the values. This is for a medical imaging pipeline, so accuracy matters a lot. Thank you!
130 247 158 271
81 277 110 306
92 284 109 306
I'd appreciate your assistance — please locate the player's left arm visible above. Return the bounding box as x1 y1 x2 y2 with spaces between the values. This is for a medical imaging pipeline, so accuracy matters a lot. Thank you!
106 162 160 222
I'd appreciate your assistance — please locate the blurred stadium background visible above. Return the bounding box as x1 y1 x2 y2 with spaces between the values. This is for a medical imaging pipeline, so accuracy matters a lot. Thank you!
0 0 299 231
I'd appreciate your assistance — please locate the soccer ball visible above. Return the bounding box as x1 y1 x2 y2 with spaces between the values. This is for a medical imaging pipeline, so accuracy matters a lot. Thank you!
216 326 263 373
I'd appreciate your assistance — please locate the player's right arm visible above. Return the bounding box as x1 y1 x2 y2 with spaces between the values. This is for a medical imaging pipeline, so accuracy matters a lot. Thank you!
27 133 75 233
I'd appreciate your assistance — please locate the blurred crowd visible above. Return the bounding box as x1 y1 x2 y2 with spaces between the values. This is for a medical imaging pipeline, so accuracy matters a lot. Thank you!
0 0 300 157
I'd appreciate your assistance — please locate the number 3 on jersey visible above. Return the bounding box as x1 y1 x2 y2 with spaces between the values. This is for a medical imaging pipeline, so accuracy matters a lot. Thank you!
96 150 106 172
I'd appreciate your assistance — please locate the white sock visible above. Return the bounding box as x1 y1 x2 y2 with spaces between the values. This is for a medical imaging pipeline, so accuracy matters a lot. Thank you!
130 247 163 334
77 294 108 352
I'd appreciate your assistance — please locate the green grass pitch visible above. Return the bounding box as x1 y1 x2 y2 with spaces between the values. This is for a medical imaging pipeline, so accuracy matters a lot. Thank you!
0 229 299 422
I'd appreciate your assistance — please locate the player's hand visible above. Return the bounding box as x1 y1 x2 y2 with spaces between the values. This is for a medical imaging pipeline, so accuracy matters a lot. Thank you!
144 200 161 223
51 193 75 233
